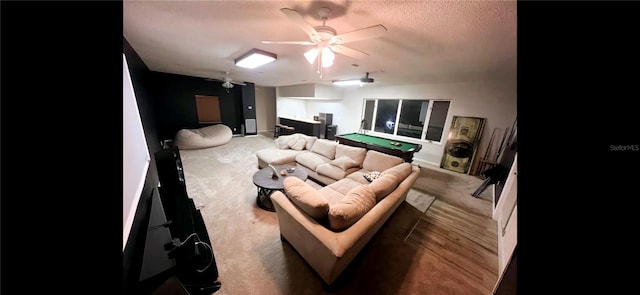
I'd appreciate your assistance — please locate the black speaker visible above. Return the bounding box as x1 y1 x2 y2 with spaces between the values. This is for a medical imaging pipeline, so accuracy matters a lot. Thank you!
326 125 337 140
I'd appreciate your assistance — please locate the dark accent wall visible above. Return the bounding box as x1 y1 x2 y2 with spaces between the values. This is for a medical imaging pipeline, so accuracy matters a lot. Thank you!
148 72 245 139
122 36 256 293
242 82 257 135
123 37 165 294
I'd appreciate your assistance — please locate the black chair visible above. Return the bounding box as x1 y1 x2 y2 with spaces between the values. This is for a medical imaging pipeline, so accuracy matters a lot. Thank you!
281 125 295 136
274 124 282 138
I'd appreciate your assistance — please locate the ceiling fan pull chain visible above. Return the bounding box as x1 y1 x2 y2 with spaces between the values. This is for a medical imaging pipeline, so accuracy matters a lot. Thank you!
317 49 322 77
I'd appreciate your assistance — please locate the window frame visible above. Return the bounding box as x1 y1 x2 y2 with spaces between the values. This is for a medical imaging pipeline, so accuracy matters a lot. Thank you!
361 98 451 144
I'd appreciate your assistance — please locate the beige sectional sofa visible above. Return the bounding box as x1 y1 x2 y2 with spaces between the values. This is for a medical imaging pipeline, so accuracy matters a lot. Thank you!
256 133 317 169
256 133 420 285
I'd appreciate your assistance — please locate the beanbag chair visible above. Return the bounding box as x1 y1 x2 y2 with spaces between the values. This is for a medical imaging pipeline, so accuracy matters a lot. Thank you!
174 124 232 150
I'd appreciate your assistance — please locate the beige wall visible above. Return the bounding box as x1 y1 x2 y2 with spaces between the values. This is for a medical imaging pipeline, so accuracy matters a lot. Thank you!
255 86 277 132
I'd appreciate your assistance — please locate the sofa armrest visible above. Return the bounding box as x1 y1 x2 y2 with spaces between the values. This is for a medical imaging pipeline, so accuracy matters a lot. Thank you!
271 191 340 253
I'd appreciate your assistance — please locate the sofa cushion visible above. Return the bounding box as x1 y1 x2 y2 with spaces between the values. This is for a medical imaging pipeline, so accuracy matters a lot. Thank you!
288 137 307 151
327 178 364 195
317 186 347 205
363 171 382 183
328 185 377 231
276 134 294 149
256 149 303 167
316 163 359 180
296 152 331 171
367 174 399 202
346 170 373 185
329 156 360 170
283 177 330 219
310 139 338 160
362 150 404 172
299 134 318 150
335 145 367 166
381 163 413 180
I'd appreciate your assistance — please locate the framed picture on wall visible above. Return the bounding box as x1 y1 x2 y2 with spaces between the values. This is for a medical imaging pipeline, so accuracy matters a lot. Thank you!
440 116 486 174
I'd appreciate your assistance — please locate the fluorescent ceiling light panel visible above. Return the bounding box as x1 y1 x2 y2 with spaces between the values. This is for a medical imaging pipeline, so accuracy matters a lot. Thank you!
332 79 362 86
235 48 277 69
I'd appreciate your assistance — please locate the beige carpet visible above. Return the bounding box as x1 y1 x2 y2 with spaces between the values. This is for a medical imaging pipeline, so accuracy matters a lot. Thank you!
178 134 492 294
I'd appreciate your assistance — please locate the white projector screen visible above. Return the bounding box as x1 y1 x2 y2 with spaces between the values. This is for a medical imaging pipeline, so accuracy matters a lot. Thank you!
123 53 151 251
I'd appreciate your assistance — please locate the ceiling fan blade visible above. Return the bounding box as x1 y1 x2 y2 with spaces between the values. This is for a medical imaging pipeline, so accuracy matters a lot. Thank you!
330 45 370 59
261 40 316 45
331 24 387 44
280 8 319 40
231 81 247 86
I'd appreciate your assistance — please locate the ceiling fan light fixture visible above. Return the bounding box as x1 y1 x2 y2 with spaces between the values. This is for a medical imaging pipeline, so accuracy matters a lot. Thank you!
235 48 277 69
321 47 334 68
304 48 319 64
222 81 234 89
262 8 387 77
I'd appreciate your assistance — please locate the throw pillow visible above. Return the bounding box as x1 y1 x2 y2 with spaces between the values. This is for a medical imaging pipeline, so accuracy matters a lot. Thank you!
363 171 382 183
330 156 360 171
335 145 367 166
276 135 293 149
299 134 317 150
283 177 330 219
288 137 306 151
328 185 377 231
310 139 338 159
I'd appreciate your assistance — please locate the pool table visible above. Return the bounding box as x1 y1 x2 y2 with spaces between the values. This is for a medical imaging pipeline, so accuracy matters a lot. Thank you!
335 133 422 162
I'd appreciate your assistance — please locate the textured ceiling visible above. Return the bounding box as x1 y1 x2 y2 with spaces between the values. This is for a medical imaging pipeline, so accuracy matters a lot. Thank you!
123 0 517 87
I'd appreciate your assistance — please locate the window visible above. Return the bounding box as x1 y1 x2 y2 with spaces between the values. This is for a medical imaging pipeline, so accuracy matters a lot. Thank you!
397 100 428 139
374 99 399 134
425 101 450 141
362 99 450 143
362 100 375 132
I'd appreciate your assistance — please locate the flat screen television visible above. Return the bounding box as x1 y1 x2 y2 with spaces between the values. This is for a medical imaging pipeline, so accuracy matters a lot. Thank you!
123 53 151 251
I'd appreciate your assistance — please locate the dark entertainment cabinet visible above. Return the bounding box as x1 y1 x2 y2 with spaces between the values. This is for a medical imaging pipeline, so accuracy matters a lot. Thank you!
153 147 221 294
278 117 321 138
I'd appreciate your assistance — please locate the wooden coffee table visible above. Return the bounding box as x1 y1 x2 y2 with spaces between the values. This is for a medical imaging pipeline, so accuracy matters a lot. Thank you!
253 164 308 212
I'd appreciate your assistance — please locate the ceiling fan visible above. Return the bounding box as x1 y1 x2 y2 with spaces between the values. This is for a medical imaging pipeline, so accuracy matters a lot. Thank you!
206 72 246 92
262 7 387 77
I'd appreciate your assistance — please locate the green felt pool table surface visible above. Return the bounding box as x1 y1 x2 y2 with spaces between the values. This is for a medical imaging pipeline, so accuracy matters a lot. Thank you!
336 133 420 152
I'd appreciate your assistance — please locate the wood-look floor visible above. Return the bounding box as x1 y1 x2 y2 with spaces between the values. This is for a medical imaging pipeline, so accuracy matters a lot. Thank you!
405 198 499 295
